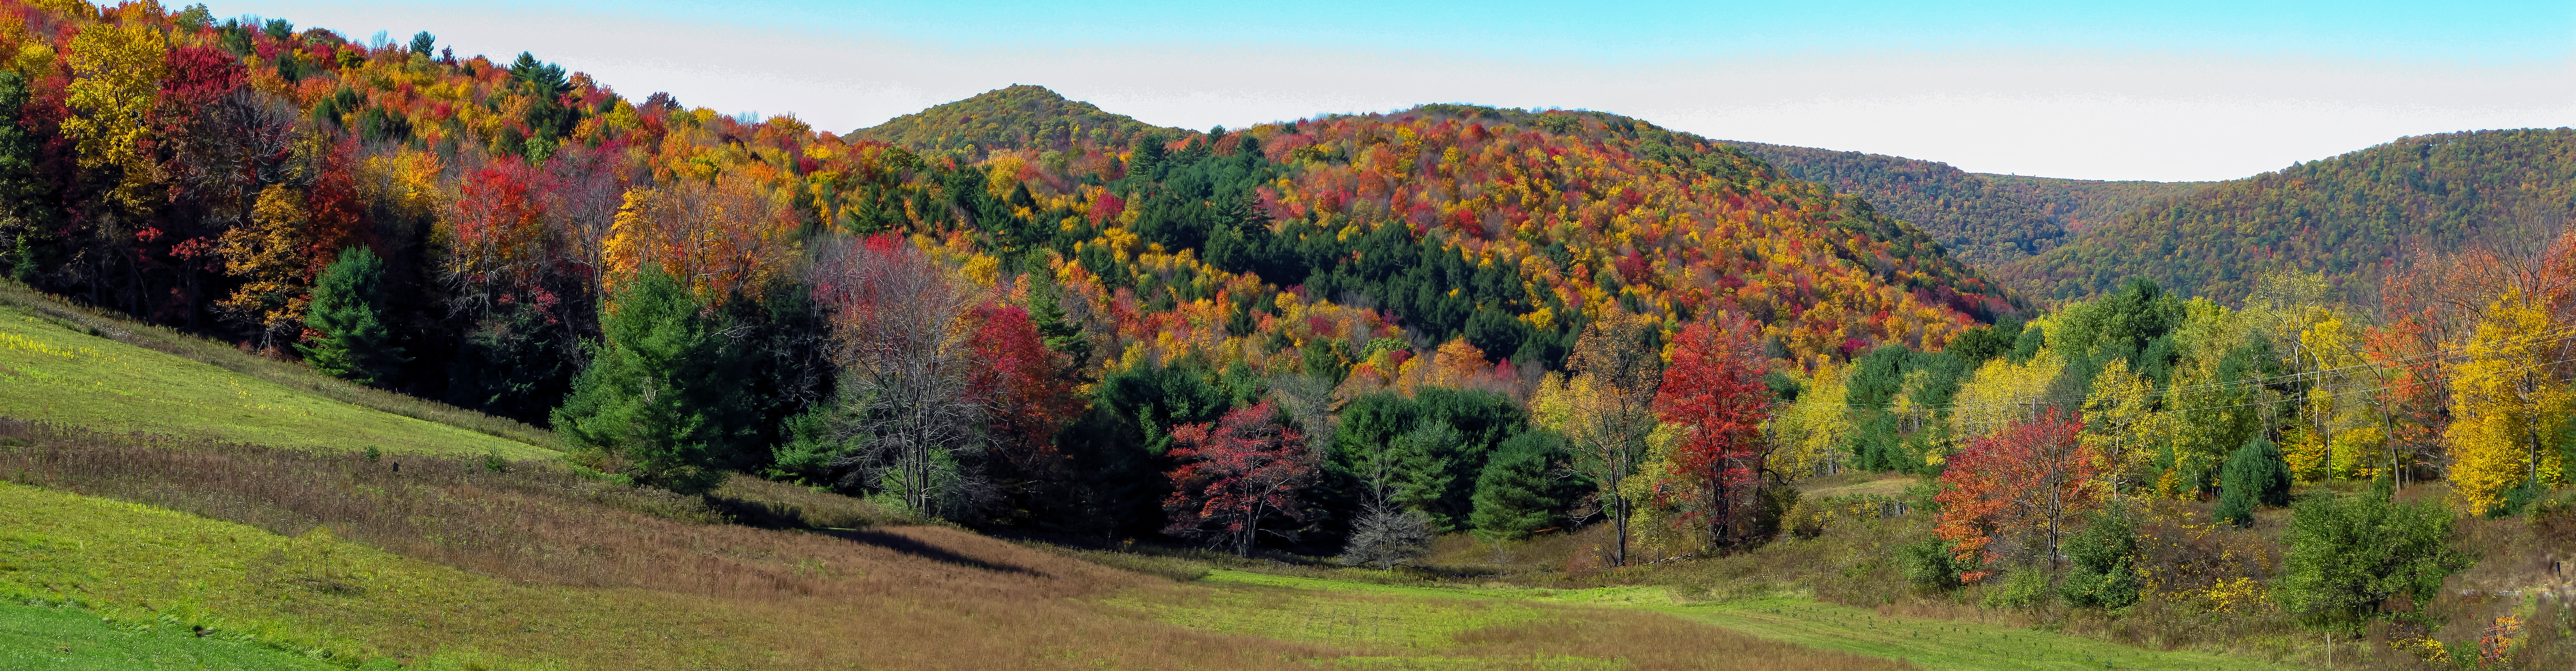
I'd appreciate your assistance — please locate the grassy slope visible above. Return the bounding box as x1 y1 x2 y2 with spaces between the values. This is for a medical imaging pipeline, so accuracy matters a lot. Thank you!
1203 571 2310 671
0 601 347 671
0 298 551 459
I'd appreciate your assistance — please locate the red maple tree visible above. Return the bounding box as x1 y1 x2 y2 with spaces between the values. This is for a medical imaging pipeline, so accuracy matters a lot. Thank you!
1933 409 2100 582
1653 314 1775 545
1161 401 1316 556
966 302 1081 483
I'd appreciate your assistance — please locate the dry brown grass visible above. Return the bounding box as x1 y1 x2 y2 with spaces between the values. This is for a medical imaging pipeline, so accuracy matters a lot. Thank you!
0 419 1916 670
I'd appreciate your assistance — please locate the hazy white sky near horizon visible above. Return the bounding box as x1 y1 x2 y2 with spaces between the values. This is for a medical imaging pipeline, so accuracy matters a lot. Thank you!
222 1 2571 182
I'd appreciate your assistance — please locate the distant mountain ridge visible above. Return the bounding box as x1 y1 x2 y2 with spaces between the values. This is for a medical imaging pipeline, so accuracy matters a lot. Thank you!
1721 142 2203 270
2003 128 2576 302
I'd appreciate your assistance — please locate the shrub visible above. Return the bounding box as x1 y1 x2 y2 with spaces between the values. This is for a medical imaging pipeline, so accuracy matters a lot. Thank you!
1339 507 1436 569
1895 535 1961 590
2058 502 2142 608
2274 489 2469 628
1979 567 2052 609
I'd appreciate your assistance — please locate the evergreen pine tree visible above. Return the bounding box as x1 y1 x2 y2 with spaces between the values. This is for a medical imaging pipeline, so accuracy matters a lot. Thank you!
2217 434 2291 527
1471 430 1566 542
552 268 750 492
296 247 407 384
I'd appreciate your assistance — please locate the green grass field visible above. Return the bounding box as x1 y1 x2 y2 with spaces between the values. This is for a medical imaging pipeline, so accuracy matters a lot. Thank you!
0 601 351 671
1199 571 2312 671
0 304 551 459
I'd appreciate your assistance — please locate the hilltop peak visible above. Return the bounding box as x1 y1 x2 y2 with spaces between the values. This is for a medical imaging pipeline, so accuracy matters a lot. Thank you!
849 84 1173 160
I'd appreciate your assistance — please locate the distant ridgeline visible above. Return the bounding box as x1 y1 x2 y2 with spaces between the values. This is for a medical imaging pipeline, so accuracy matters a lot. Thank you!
2004 129 2576 302
1720 141 2201 271
1729 131 2576 306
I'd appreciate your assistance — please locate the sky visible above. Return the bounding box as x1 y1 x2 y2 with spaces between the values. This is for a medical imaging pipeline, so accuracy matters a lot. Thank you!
218 1 2572 182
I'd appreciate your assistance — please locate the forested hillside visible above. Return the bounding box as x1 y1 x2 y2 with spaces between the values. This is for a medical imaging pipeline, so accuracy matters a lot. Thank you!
847 83 1168 164
1724 141 2201 270
2005 128 2576 302
0 0 2012 552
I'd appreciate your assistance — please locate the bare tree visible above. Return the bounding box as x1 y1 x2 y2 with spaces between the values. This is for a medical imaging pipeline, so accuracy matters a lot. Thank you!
811 236 988 517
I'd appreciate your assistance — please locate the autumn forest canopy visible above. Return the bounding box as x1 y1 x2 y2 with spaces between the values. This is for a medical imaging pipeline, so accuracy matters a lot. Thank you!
5 0 2576 617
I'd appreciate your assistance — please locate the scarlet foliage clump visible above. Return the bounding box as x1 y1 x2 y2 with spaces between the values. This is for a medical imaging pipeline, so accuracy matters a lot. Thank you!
967 302 1078 470
1933 409 2099 581
1653 314 1774 544
1161 400 1315 556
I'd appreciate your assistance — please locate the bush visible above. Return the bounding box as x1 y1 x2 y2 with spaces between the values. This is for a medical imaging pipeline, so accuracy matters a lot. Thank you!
1980 567 2053 609
2274 489 2469 628
1896 535 1961 590
2058 502 2141 608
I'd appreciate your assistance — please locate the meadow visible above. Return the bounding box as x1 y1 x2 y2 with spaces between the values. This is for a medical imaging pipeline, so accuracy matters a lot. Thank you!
0 420 1911 670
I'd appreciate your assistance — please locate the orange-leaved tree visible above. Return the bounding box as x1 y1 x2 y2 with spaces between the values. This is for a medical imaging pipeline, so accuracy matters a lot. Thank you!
1934 409 2100 581
1653 314 1774 547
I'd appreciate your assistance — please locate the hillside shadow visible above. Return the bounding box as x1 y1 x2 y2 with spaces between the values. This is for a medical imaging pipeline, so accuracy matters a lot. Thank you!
817 528 1049 578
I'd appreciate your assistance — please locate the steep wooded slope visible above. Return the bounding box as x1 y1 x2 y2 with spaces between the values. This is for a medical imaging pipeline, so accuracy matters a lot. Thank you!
2004 128 2576 302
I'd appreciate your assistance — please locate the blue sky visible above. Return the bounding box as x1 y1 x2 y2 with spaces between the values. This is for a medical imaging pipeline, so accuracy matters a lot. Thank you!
228 1 2570 181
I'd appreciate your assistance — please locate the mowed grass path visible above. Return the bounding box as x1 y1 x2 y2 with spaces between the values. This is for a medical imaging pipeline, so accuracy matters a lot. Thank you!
0 306 550 459
1202 571 2311 671
0 601 347 671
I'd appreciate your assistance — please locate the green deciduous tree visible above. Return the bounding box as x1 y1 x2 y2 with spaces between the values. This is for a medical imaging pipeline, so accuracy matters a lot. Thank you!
2275 490 2469 629
296 247 406 384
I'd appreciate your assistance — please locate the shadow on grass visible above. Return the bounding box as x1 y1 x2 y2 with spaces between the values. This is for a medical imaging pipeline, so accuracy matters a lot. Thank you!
819 528 1050 578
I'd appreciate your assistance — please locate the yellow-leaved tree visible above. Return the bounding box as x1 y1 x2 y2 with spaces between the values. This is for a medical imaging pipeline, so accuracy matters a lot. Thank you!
2080 357 2162 496
1951 349 2065 439
2443 287 2572 515
1529 312 1661 567
61 19 166 209
1766 359 1850 476
215 185 313 348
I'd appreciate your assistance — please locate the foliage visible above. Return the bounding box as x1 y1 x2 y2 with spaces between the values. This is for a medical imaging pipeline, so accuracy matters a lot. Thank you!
2273 489 2469 628
1932 409 2098 581
2010 129 2576 302
552 267 749 492
1162 400 1317 556
294 246 405 383
1723 141 2067 267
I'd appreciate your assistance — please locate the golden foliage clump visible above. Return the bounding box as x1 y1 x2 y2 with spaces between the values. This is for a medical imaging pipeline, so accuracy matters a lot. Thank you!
214 185 315 344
